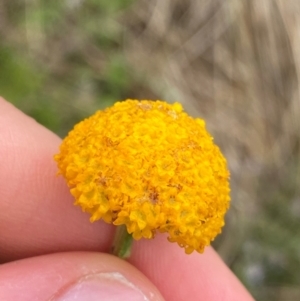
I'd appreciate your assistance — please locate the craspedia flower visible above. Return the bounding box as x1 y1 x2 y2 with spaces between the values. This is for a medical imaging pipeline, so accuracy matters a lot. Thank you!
54 99 230 254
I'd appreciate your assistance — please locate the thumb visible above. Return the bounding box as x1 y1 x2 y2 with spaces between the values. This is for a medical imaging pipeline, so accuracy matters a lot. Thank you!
0 252 165 301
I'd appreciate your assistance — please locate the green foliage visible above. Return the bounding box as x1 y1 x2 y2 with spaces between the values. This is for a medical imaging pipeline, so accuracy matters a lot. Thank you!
0 45 43 101
0 0 138 136
233 160 300 300
88 0 135 13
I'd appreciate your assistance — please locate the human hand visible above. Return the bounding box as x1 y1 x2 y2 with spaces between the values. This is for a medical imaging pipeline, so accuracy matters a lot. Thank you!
0 97 255 300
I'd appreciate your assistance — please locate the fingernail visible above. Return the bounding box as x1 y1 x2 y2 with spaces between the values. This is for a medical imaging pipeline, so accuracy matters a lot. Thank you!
52 272 149 301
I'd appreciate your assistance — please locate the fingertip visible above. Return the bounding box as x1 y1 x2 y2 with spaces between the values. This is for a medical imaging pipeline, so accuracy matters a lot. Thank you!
0 252 165 301
0 98 114 261
129 234 255 301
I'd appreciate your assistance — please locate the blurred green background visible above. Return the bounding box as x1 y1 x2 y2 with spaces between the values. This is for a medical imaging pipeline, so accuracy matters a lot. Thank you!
1 1 300 300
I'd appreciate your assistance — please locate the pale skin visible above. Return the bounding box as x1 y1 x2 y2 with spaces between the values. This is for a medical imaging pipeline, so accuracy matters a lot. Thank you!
0 97 255 300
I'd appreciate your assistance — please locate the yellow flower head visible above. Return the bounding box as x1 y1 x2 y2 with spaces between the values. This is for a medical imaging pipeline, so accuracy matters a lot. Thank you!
55 100 230 254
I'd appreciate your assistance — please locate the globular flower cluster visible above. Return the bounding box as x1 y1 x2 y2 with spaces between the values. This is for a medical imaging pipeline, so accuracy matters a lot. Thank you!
55 99 230 254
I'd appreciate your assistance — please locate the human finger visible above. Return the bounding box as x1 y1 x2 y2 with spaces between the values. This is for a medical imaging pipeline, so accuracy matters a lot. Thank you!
0 251 164 301
130 235 255 301
0 97 114 261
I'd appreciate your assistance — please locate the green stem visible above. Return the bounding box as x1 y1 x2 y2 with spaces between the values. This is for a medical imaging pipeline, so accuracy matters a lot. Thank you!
111 225 133 259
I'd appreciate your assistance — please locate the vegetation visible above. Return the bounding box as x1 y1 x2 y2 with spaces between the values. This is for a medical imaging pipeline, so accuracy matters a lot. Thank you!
1 1 299 300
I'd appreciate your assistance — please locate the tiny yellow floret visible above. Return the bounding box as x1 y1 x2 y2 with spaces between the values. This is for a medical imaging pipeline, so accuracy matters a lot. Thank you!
54 99 230 254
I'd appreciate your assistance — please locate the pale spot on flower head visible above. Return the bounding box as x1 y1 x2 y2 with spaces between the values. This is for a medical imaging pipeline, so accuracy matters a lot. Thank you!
138 102 152 111
168 110 178 119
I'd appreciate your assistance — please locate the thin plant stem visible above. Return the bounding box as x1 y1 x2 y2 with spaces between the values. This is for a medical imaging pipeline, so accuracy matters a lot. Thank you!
111 225 133 259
